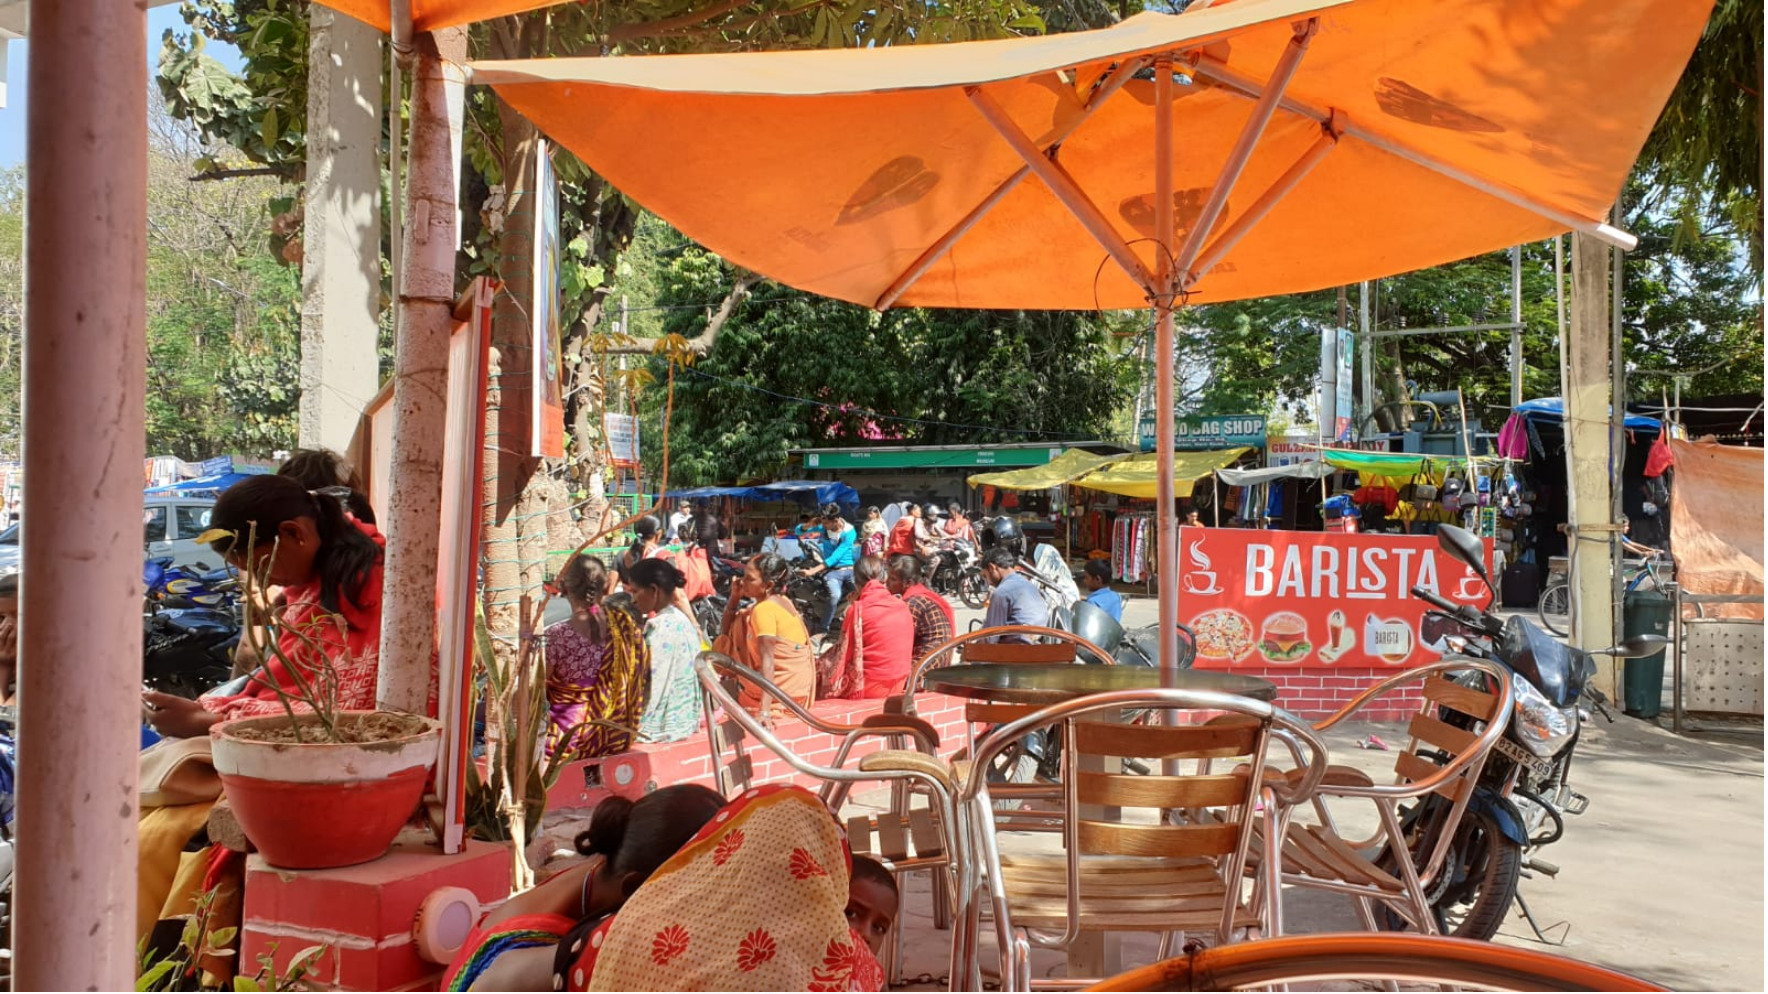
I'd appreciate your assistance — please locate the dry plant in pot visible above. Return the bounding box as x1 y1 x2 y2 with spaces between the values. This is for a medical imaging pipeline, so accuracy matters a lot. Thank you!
202 523 441 870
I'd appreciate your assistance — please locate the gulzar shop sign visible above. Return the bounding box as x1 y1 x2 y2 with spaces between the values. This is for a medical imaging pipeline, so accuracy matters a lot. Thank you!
1177 527 1493 669
1139 414 1266 452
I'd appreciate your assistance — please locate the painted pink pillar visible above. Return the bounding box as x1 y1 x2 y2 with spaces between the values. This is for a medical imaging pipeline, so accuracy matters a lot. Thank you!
15 0 148 988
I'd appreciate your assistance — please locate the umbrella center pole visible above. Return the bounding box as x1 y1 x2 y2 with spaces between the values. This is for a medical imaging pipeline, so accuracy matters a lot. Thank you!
1151 57 1184 772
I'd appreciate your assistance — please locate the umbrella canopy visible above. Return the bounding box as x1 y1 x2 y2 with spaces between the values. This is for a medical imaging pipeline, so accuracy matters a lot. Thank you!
319 0 560 33
475 0 1708 672
1068 448 1249 498
967 448 1125 490
475 0 1706 309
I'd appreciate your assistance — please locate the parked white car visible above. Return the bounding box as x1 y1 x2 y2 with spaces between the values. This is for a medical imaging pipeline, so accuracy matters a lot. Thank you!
144 496 222 571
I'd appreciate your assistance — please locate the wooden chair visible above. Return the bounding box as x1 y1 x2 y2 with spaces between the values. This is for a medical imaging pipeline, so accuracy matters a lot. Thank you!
895 625 1117 821
1249 658 1514 936
959 688 1329 992
695 652 957 984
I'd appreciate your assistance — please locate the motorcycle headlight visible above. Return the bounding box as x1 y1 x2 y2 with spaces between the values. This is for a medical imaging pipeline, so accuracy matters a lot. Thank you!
1512 673 1575 759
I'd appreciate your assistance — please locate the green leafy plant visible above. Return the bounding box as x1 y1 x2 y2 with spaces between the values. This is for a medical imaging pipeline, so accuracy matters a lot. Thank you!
136 888 330 992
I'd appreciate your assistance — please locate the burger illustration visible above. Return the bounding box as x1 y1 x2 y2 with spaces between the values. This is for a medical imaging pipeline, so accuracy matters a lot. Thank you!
1258 611 1312 663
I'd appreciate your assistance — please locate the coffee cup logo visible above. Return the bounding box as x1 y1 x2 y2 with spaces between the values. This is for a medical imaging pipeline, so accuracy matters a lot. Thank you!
1182 538 1222 595
1455 572 1486 600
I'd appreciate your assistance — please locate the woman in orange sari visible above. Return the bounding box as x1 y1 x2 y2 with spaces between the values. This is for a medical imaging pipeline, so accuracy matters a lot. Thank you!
716 554 816 719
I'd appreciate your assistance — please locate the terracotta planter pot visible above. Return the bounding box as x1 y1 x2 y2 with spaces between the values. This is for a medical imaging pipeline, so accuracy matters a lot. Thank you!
210 712 443 870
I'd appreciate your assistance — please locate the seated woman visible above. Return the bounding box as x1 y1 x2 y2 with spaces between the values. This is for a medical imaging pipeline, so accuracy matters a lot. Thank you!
717 554 815 720
623 558 703 743
141 474 420 737
444 784 726 992
821 555 914 700
544 555 650 760
582 785 885 992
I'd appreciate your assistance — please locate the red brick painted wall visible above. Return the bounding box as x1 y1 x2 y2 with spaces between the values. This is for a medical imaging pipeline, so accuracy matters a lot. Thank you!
545 693 976 814
1235 665 1425 723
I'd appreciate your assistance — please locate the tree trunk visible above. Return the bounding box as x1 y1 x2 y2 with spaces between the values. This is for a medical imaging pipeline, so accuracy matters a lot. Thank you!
378 26 466 713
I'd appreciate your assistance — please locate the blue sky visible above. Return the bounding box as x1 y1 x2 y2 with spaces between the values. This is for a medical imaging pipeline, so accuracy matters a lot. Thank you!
0 7 242 168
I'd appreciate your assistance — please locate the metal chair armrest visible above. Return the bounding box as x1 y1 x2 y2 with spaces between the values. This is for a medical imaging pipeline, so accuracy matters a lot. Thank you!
858 748 956 789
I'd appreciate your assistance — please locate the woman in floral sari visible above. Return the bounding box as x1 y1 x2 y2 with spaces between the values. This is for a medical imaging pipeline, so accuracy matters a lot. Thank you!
582 784 885 992
545 554 650 760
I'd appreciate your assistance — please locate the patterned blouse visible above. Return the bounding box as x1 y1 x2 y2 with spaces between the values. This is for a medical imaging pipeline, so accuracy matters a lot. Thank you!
640 605 704 743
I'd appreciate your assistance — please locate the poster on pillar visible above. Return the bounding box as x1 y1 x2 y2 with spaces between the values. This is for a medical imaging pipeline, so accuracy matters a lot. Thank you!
531 139 567 459
1176 527 1493 669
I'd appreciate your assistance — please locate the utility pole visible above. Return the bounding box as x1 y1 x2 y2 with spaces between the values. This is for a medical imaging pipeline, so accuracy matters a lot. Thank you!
1609 203 1628 643
1565 232 1618 700
1358 280 1373 430
1509 245 1524 407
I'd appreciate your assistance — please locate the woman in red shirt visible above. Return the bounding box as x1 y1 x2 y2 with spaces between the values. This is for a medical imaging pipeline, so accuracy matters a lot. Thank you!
821 556 914 700
142 474 421 736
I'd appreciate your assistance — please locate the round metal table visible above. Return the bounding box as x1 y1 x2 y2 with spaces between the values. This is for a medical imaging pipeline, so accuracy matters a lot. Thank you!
922 663 1277 704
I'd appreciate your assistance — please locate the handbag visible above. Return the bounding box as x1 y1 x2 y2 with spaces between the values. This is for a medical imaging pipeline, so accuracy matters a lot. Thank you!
1411 462 1439 503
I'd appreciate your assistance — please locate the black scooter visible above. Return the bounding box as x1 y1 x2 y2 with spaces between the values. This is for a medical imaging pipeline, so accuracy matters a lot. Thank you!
143 606 239 699
1397 524 1668 941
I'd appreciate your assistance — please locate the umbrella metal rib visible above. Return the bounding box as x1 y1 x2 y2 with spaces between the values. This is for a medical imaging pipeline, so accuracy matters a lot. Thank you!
1191 53 1639 250
1170 18 1318 279
872 55 1153 312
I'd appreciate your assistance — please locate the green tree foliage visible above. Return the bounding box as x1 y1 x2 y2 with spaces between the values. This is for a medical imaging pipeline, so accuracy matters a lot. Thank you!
1635 0 1762 267
628 229 1139 484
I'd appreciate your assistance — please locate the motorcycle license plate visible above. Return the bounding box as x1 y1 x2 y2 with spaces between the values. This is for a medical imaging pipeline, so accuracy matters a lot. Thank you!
1492 736 1554 779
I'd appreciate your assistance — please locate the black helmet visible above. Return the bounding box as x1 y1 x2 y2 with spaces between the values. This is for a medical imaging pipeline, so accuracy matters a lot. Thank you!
819 502 843 520
921 502 944 520
980 516 1024 556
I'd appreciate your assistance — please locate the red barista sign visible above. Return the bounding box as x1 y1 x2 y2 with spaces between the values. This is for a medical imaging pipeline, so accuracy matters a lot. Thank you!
1177 527 1492 669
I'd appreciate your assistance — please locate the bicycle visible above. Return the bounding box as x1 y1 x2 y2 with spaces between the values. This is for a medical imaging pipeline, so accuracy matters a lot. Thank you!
1537 550 1671 637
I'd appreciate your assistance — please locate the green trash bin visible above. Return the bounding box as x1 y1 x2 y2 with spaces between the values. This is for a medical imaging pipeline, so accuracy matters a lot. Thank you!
1621 588 1673 718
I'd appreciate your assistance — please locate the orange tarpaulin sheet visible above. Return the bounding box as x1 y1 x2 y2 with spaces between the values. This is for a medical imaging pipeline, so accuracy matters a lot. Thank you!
1668 439 1764 620
318 0 561 33
475 0 1711 309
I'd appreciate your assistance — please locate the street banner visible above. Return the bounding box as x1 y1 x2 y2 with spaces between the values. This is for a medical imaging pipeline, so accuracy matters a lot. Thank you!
531 139 567 459
1139 414 1265 452
603 412 640 467
1177 526 1492 669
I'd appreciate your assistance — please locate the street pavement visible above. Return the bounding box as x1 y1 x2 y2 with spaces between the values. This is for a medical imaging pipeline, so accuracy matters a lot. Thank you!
872 590 1765 991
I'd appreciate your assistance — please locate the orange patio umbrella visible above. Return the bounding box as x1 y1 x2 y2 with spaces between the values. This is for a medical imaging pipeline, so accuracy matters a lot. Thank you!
470 0 1711 674
318 0 561 33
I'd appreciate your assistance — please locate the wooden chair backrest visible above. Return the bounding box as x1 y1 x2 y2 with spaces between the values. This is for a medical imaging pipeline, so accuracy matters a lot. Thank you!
702 678 755 798
959 640 1077 665
1069 719 1266 860
1396 676 1503 801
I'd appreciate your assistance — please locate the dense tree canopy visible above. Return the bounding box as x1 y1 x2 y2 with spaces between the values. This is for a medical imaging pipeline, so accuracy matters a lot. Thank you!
618 220 1141 484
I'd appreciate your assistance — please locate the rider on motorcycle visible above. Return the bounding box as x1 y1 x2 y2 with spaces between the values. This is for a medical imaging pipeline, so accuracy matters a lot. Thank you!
979 546 1047 641
798 504 856 634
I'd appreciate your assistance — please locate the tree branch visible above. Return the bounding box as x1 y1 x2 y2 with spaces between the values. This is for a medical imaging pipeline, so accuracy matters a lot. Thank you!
189 166 291 182
594 270 761 356
603 0 755 45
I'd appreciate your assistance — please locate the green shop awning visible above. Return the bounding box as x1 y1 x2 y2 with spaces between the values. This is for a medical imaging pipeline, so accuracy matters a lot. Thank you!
802 445 1065 471
1318 448 1490 481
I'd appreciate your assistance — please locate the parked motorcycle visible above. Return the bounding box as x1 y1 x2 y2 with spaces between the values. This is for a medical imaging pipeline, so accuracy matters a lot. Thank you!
143 606 240 700
1396 524 1668 940
144 557 239 612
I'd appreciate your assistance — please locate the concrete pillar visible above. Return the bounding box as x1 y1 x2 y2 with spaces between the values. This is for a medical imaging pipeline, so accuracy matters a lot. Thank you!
299 5 383 453
1565 232 1617 698
17 0 146 987
377 28 467 713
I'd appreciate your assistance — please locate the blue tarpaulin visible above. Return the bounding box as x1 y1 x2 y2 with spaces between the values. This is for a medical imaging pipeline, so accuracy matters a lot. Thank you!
667 480 860 508
144 471 263 497
1515 397 1660 432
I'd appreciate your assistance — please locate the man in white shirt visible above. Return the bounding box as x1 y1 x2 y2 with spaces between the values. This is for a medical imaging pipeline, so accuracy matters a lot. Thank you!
666 499 694 543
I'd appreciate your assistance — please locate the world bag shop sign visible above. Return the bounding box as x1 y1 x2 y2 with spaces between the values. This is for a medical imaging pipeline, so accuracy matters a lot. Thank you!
1177 528 1493 669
